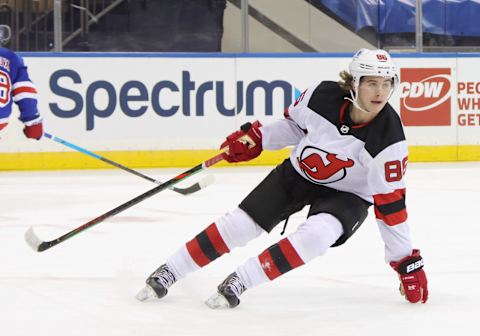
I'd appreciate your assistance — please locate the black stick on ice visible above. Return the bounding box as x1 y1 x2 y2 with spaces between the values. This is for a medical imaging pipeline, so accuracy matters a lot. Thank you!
25 153 224 252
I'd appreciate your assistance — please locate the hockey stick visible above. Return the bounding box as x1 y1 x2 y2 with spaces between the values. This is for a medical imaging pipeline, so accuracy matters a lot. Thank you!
44 132 214 195
25 153 224 252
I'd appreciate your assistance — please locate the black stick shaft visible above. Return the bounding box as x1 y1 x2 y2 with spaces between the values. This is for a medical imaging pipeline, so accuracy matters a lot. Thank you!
36 153 224 251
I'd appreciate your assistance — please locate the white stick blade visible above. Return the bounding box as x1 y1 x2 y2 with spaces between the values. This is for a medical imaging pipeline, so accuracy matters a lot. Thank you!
25 227 43 251
199 174 215 188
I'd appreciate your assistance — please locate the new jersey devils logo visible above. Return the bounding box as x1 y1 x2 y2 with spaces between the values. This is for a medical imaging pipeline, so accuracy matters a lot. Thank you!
297 146 354 184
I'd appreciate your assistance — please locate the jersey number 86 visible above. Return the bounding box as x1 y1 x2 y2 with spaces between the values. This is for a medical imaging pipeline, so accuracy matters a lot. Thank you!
385 157 408 182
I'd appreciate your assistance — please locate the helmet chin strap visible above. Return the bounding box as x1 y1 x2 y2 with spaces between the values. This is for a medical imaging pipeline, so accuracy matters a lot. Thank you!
344 84 395 115
344 89 371 114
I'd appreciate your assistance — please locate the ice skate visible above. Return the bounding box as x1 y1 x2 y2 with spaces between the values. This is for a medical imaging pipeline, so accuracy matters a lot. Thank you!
205 272 246 309
136 264 177 302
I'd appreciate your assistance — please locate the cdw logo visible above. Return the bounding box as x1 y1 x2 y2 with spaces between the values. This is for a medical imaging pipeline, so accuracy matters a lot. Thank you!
399 68 452 126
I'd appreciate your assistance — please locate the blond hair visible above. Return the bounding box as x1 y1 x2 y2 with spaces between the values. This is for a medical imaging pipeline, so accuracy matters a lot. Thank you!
338 70 354 93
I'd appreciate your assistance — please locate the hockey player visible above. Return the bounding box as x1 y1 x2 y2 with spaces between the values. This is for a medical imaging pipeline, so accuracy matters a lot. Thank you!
0 25 43 140
137 48 428 308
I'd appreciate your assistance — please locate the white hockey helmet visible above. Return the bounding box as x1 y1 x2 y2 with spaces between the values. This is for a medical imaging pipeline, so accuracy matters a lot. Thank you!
349 48 399 91
345 48 399 113
0 24 11 46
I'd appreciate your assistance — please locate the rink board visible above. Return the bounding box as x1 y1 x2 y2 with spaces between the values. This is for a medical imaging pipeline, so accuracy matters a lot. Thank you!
1 53 480 170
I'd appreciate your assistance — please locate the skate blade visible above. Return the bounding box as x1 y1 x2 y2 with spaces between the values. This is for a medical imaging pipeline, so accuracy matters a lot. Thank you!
135 285 157 302
205 292 230 309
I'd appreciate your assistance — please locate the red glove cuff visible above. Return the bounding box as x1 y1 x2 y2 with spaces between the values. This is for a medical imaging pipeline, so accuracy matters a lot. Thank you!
390 249 428 304
23 122 44 140
221 121 263 163
391 249 424 274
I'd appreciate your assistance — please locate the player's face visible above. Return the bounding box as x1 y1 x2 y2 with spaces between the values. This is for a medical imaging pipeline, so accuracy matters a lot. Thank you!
357 76 393 115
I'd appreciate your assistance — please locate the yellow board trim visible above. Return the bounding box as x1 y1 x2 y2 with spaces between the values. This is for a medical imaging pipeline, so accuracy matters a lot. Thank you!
408 145 480 162
1 146 480 171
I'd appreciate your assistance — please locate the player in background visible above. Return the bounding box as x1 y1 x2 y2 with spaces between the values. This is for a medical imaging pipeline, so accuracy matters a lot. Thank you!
0 24 43 140
136 48 428 308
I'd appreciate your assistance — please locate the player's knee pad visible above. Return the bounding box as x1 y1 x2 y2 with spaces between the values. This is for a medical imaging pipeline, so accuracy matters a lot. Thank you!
287 213 343 262
215 207 263 249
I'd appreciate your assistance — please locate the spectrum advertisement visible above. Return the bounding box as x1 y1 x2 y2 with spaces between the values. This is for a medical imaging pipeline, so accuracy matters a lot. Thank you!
1 53 479 161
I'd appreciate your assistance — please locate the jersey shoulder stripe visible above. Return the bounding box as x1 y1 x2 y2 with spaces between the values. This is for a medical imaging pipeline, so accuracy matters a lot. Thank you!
363 104 406 158
305 81 406 159
307 81 346 125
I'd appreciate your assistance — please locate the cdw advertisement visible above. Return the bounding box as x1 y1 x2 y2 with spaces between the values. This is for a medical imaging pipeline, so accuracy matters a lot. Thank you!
399 68 452 126
399 62 480 129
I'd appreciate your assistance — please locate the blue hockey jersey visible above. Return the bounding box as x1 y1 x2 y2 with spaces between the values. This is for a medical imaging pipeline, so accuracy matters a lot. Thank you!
0 47 40 128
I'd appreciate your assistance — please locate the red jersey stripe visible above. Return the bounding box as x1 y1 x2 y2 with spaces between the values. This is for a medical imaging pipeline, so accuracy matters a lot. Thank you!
373 188 406 205
375 207 408 226
12 87 37 96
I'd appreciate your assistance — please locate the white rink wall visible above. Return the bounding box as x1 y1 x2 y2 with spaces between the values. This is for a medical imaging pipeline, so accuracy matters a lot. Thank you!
1 53 480 165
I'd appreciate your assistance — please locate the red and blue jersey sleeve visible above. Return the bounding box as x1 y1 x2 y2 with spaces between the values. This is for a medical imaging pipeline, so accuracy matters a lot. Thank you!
0 49 40 125
11 54 40 124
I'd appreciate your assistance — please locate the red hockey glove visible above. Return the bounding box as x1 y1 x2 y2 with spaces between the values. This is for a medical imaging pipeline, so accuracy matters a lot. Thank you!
390 249 428 304
23 121 43 140
220 121 263 163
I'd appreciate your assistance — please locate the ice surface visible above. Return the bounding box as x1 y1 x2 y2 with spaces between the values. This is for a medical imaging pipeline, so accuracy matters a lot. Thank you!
1 163 479 336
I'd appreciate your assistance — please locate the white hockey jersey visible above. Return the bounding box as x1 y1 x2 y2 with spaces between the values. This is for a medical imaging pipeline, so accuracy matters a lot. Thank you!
260 81 413 262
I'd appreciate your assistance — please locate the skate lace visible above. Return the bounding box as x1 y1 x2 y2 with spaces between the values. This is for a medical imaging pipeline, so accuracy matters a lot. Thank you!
153 265 177 288
226 274 246 298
